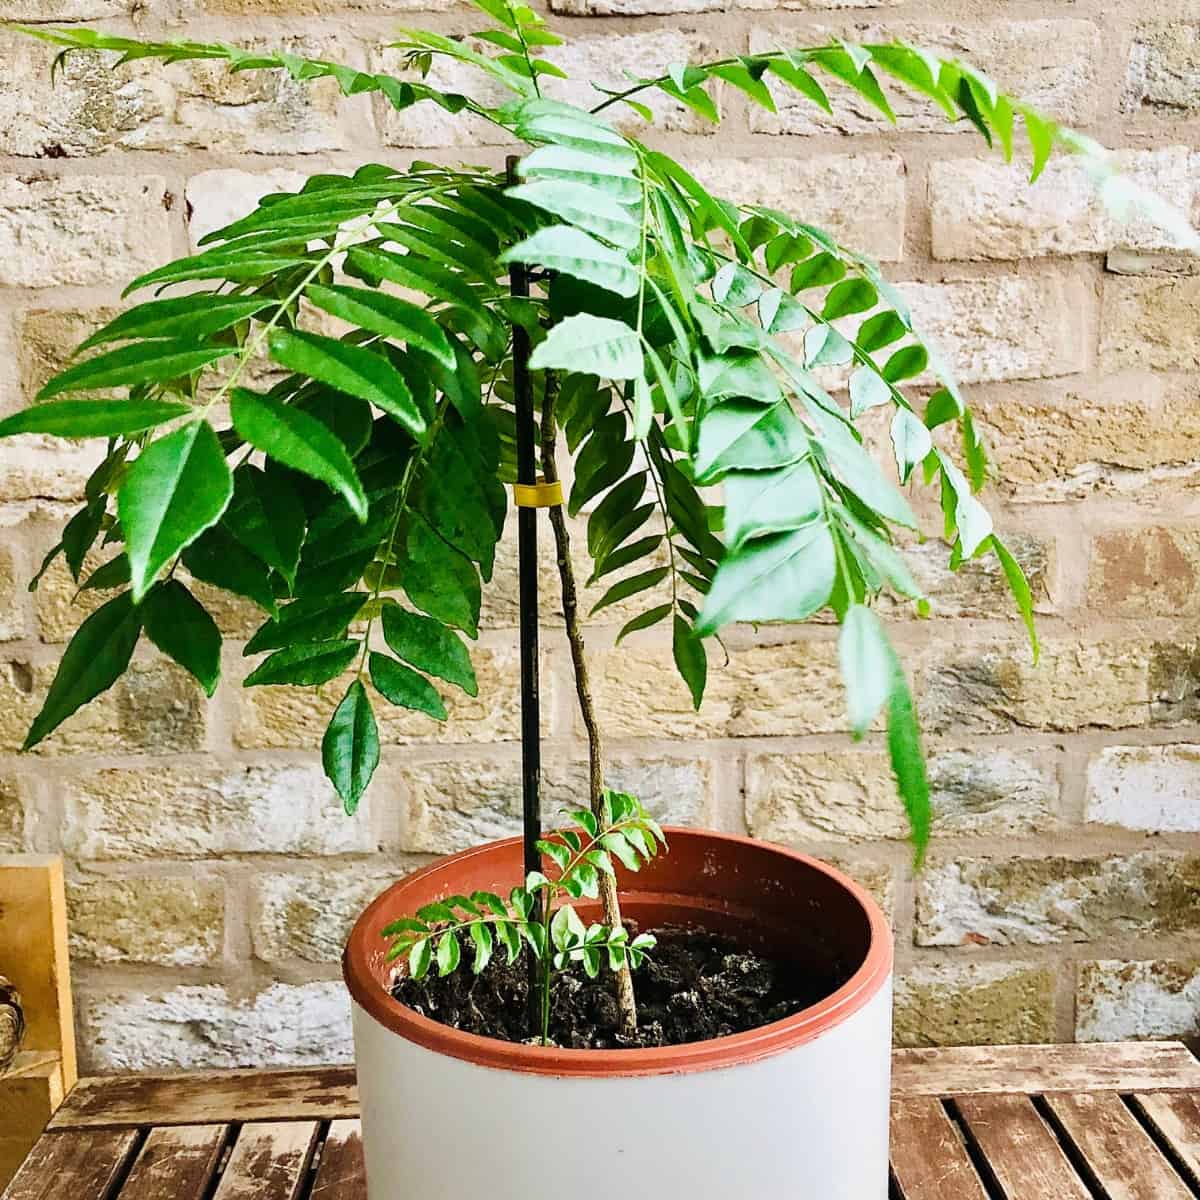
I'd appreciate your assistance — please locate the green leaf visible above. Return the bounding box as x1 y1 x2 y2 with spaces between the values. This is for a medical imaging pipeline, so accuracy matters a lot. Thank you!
305 284 455 368
381 604 477 696
23 590 141 750
183 524 279 615
437 930 462 975
80 555 131 592
323 677 381 810
838 603 890 738
76 294 273 354
887 655 930 866
230 388 367 521
723 459 822 550
401 515 481 637
503 226 639 298
224 463 306 589
697 523 835 635
269 330 427 441
470 922 493 974
882 344 929 383
506 179 641 250
143 580 222 697
0 398 192 440
517 144 641 204
368 651 447 720
244 639 358 687
823 278 878 320
890 408 933 483
590 566 669 616
672 615 706 709
409 937 433 980
119 421 233 603
245 592 367 655
857 310 908 352
530 314 643 380
849 367 893 418
37 341 233 401
993 536 1040 664
615 603 672 644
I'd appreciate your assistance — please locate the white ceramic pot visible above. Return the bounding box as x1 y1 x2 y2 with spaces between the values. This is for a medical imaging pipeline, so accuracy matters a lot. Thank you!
344 829 893 1200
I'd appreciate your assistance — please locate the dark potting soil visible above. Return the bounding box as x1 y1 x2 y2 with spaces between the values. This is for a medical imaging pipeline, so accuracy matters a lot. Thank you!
389 925 848 1049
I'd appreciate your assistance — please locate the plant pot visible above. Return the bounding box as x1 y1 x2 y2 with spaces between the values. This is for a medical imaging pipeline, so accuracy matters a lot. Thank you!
343 828 893 1199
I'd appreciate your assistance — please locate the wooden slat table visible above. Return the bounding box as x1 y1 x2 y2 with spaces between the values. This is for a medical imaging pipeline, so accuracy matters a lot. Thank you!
4 1042 1200 1199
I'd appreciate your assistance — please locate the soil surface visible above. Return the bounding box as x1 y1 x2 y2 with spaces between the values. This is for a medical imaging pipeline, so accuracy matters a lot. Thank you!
390 924 848 1049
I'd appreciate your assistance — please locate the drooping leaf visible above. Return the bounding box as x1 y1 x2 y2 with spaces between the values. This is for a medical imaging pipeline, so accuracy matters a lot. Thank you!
230 388 367 521
23 590 141 750
368 650 447 720
838 604 891 738
886 655 930 865
0 398 193 440
183 524 279 615
224 463 306 589
381 604 477 696
672 614 707 709
992 536 1040 663
269 330 427 441
118 420 233 603
142 580 222 697
530 314 643 380
323 679 380 814
401 515 481 637
245 592 368 655
244 639 359 687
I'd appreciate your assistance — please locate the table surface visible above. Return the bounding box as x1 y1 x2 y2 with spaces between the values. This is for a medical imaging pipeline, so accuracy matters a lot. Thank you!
4 1041 1200 1199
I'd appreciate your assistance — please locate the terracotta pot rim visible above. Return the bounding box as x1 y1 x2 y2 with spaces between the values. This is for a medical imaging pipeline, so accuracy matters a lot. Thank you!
343 828 893 1078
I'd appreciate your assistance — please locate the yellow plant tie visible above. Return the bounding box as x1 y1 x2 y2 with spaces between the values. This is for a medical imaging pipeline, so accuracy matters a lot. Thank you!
512 480 564 508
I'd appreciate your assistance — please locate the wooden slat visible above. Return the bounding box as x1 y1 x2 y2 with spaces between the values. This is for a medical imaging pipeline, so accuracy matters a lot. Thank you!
890 1097 989 1200
955 1093 1092 1199
0 1055 65 1145
1044 1092 1193 1200
1133 1091 1200 1187
117 1126 228 1200
894 1041 1200 1097
0 1129 138 1200
50 1067 359 1130
310 1121 365 1200
211 1123 318 1200
0 856 77 1088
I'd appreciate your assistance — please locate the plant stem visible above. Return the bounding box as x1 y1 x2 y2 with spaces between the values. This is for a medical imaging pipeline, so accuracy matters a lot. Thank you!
541 961 553 1046
540 371 639 1039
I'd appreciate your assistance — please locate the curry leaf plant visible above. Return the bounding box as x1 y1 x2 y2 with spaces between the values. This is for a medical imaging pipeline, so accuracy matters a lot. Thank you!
388 790 662 1045
8 6 1095 849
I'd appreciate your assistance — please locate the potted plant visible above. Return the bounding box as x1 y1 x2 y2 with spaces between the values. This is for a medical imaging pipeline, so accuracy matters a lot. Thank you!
4 6 1168 1196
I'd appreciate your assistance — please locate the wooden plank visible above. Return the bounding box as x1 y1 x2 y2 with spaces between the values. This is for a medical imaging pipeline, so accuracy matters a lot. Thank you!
310 1121 364 1200
890 1097 989 1200
50 1067 359 1130
1133 1091 1200 1188
1044 1091 1193 1200
894 1041 1200 1097
0 1056 65 1144
955 1093 1092 1199
117 1126 228 1200
0 856 76 1088
211 1123 318 1200
0 1129 138 1200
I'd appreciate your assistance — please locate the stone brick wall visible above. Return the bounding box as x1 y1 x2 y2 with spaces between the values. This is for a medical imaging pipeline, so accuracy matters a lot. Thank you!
0 0 1198 1070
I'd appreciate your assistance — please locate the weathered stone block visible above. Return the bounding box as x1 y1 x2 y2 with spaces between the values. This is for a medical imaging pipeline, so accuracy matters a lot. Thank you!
591 637 844 740
61 763 377 859
1086 744 1200 833
252 866 412 963
236 646 523 749
1123 23 1200 114
746 746 1057 844
0 656 206 755
0 33 354 158
1077 960 1200 1041
1087 526 1200 618
1100 276 1200 372
0 175 173 288
686 154 906 262
0 440 102 502
894 962 1056 1047
399 752 712 854
0 543 22 643
0 776 26 851
68 875 225 966
902 273 1091 384
931 148 1199 261
77 981 352 1071
916 853 1200 946
972 375 1200 502
750 21 1101 134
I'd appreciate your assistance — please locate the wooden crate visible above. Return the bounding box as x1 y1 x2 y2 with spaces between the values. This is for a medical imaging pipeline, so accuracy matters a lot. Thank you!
0 857 75 1191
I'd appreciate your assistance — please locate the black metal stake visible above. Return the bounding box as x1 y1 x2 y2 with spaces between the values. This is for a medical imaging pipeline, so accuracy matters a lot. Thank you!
507 155 544 1029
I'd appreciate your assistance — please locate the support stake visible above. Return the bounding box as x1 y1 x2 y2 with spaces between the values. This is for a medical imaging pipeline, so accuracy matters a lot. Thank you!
507 155 544 1028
